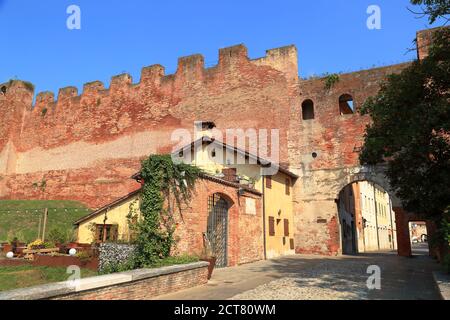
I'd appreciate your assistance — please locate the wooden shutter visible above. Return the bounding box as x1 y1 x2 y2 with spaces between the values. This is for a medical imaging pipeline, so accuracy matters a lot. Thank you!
285 178 291 195
111 225 119 241
266 176 272 189
290 238 295 250
95 225 102 243
268 217 275 236
284 219 289 236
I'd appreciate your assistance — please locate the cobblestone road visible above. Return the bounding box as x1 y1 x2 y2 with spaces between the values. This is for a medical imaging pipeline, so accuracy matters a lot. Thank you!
157 244 441 300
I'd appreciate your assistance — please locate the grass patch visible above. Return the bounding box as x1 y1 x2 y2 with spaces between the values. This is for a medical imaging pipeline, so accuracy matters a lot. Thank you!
0 200 91 243
0 265 97 292
149 255 200 268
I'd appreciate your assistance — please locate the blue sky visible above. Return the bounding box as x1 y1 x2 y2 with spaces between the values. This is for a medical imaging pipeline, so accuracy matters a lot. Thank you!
0 0 444 97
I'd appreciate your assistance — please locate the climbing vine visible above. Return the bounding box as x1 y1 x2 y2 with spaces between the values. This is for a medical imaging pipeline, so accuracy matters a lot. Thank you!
133 154 202 267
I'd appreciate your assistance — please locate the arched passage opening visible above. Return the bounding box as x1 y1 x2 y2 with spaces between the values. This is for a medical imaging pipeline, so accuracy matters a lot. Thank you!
409 221 429 256
337 180 397 255
206 193 232 268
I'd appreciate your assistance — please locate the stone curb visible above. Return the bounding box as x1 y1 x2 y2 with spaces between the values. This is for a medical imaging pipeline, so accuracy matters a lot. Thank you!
432 271 450 300
0 261 209 300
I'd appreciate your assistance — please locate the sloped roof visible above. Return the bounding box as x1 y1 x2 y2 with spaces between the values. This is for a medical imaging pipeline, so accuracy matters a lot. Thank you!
73 188 141 225
73 173 262 226
132 136 298 180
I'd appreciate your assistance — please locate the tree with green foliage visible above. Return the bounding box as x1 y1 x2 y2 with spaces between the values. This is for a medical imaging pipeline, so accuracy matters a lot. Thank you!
360 28 449 219
133 154 202 267
409 0 450 24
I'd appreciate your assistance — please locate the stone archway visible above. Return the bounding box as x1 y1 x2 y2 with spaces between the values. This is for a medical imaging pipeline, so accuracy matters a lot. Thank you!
335 165 437 257
292 164 420 257
337 178 397 255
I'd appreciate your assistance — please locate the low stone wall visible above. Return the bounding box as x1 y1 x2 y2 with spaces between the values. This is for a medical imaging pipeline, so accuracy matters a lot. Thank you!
98 243 136 272
0 261 209 300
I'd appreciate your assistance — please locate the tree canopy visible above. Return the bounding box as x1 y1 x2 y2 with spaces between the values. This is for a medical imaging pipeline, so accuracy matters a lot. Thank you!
359 28 450 218
410 0 450 24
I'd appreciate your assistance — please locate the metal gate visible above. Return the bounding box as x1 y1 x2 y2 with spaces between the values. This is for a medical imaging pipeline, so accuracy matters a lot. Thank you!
207 194 229 268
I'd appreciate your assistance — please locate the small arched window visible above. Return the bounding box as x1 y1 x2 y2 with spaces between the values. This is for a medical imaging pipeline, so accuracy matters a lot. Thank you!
339 94 355 115
302 99 315 120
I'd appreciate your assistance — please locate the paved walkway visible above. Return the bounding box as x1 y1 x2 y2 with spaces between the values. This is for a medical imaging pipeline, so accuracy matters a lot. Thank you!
156 245 441 300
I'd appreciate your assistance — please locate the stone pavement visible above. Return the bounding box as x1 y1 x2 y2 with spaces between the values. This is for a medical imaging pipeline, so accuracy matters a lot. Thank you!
156 246 441 300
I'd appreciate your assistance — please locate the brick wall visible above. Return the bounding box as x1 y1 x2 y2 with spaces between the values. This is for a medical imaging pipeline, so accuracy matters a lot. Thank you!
0 27 441 257
53 266 208 300
172 178 263 266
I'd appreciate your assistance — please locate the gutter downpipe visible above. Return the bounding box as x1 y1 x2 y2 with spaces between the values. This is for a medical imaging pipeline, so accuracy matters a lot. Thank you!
373 186 381 250
262 175 267 260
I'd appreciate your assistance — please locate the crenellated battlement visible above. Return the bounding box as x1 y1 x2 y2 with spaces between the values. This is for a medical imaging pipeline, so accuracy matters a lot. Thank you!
218 44 248 66
2 25 440 121
252 45 298 80
110 73 133 90
83 81 105 94
0 80 34 99
0 26 443 211
58 86 78 100
140 65 165 85
34 91 54 113
176 54 205 80
2 43 298 115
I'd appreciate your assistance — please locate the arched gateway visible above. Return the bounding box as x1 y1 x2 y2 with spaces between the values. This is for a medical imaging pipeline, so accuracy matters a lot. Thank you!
206 193 231 268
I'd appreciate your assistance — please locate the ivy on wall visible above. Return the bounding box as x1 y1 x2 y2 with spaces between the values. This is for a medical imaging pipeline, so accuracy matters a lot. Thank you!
133 154 202 267
323 73 340 90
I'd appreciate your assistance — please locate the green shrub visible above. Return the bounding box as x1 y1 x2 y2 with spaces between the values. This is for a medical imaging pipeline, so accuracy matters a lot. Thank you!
100 260 135 275
444 254 450 274
323 73 340 90
149 255 199 268
76 251 93 262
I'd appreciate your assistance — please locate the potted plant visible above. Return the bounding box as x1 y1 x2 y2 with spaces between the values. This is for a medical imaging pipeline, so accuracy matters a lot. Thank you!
2 242 12 254
200 233 216 280
66 242 78 249
28 239 45 250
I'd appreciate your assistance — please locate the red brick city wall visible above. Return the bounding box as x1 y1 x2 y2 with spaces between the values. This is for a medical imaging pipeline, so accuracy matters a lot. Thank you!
0 45 297 209
51 266 208 300
0 28 440 256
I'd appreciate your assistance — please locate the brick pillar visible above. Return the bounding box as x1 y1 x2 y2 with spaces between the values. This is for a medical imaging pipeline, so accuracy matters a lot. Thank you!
393 207 412 257
426 220 438 259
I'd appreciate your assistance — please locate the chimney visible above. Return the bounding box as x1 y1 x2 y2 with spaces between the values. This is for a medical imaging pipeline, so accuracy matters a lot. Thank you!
194 121 216 140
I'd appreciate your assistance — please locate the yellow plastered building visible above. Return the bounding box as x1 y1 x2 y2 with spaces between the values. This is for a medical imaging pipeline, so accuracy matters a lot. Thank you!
175 130 298 259
75 191 140 244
